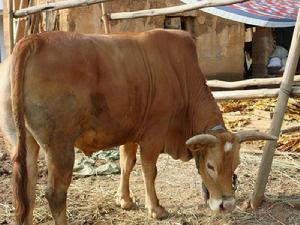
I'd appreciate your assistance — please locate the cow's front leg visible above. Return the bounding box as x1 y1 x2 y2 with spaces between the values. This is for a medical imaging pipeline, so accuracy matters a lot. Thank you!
116 143 138 210
140 146 168 219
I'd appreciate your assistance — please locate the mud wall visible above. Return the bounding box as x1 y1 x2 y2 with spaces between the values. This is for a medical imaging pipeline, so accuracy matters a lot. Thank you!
3 0 245 80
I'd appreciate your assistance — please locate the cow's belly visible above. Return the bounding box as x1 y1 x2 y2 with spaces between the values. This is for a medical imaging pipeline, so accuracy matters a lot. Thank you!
75 127 136 156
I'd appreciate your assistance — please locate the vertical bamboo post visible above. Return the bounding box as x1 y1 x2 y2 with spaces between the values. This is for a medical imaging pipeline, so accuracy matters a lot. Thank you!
24 0 33 36
251 9 300 209
45 12 49 31
9 0 14 53
14 0 25 43
101 2 110 34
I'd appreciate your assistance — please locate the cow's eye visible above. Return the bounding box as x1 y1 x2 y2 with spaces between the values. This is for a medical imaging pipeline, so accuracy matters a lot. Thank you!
207 163 215 171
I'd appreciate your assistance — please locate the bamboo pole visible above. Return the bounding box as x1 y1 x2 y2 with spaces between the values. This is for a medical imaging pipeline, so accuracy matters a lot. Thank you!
250 9 300 209
208 75 300 89
242 149 300 157
213 86 300 100
101 2 110 34
281 125 300 134
14 0 25 43
110 0 246 20
24 0 33 36
14 0 112 18
45 10 50 31
9 0 14 53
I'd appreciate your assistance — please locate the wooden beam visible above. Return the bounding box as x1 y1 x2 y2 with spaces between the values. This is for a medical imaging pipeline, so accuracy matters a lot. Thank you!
208 75 300 89
213 86 300 100
242 149 300 157
251 9 300 209
110 0 246 20
14 0 112 18
9 0 14 53
281 125 300 134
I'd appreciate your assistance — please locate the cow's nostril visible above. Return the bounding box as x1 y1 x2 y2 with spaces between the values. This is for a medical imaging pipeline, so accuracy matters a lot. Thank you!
219 202 225 211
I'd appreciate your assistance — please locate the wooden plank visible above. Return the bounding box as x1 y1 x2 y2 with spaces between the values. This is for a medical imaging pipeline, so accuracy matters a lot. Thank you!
251 9 300 209
208 75 300 89
213 86 300 100
14 0 112 18
110 0 246 20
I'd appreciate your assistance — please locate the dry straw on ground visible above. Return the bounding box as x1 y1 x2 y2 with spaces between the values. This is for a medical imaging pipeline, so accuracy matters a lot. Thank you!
0 98 300 224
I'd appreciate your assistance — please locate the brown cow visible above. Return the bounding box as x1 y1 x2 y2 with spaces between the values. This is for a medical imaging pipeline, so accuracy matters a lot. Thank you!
0 29 276 225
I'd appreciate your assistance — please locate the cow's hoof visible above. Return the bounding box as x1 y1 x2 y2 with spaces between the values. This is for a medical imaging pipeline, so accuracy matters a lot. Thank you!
148 206 169 220
116 197 136 210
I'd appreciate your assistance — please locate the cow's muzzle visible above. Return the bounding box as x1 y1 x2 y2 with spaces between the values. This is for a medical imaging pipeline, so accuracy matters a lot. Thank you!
208 196 236 212
201 174 238 202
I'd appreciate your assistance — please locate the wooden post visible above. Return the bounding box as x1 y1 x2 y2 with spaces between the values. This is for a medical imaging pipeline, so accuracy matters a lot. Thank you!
250 9 300 209
101 2 110 34
14 0 25 43
45 11 50 31
24 0 33 36
9 0 14 53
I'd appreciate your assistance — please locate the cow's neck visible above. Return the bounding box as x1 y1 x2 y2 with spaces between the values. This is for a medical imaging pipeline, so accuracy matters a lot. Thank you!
190 85 225 136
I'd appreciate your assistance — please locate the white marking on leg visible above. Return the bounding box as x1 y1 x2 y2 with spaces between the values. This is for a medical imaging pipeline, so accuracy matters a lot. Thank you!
224 142 233 152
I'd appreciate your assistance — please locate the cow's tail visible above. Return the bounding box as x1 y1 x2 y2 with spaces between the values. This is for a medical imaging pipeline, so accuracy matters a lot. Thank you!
10 37 36 225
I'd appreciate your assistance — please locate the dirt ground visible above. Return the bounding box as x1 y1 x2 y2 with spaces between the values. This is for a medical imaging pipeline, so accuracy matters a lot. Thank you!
0 99 300 225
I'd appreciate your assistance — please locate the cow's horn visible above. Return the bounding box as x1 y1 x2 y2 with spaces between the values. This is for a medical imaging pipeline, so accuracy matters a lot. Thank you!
186 134 217 151
235 130 277 143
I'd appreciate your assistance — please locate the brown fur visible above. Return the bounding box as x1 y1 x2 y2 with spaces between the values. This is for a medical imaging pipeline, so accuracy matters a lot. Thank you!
200 132 239 198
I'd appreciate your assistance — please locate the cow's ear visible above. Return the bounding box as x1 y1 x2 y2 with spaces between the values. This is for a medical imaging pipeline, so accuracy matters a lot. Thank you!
186 134 217 151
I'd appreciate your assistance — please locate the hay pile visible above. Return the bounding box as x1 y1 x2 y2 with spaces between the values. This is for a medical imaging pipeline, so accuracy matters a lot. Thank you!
219 98 300 153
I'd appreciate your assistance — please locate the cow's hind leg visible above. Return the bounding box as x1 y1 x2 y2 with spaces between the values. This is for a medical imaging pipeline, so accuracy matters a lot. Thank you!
24 133 40 225
116 143 138 210
45 144 74 225
140 143 168 220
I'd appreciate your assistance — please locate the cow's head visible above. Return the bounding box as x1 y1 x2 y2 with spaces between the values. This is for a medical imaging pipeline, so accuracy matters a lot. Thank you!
186 130 276 213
